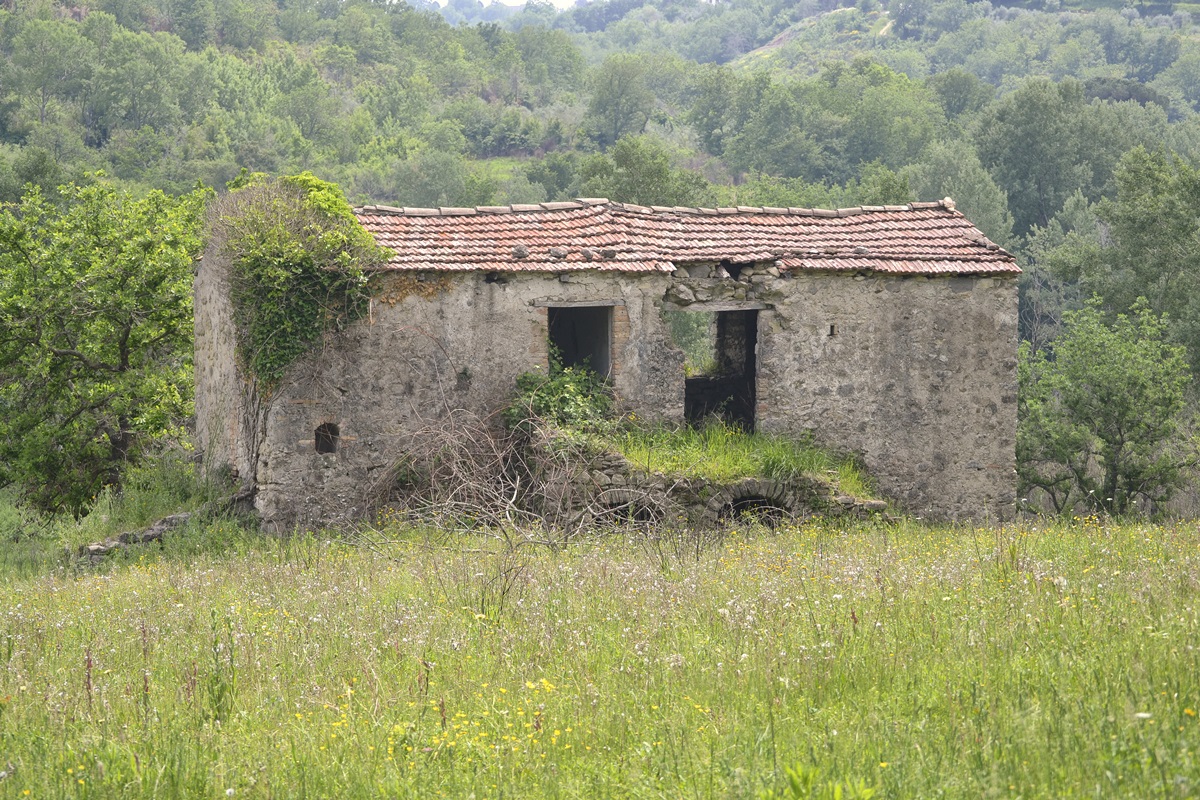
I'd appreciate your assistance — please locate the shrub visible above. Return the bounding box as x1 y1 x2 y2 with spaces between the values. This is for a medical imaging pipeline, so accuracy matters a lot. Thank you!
504 366 613 432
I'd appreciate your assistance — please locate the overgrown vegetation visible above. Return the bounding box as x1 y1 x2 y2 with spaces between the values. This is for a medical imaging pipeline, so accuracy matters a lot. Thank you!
208 172 387 392
1018 299 1197 515
0 177 208 514
614 423 874 499
504 364 614 432
505 362 874 502
2 513 1198 797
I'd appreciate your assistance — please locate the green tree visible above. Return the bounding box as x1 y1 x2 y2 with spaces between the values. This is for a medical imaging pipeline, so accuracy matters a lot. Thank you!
0 179 209 514
88 28 185 143
724 163 911 209
904 139 1014 248
1017 300 1193 516
583 54 654 150
382 150 497 207
976 78 1168 236
1014 191 1094 352
925 68 993 120
1047 149 1200 371
11 19 92 126
578 135 714 207
722 79 827 181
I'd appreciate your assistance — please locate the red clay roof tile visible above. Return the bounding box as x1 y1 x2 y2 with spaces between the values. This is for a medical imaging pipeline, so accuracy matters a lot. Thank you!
354 200 1020 277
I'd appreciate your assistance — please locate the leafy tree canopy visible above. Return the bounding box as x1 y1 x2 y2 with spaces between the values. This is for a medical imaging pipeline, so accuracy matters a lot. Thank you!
1052 147 1200 370
0 177 209 514
1018 299 1194 516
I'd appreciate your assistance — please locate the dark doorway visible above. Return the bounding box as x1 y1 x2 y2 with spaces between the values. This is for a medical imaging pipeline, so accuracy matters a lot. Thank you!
548 306 612 376
683 310 757 430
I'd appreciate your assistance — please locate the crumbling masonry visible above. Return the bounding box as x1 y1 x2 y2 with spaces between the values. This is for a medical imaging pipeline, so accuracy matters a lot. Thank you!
195 198 1020 529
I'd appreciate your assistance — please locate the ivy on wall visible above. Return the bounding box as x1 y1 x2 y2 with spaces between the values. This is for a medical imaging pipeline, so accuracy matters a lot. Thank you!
208 172 389 393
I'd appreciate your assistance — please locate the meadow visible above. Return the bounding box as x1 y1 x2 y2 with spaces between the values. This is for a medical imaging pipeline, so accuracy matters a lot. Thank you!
2 507 1199 799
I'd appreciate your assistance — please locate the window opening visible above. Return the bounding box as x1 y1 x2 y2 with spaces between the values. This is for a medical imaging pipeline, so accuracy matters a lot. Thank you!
667 309 758 430
547 306 612 376
315 423 340 454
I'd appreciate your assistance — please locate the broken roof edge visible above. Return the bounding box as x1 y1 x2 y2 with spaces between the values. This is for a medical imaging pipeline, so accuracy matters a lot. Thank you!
354 197 962 218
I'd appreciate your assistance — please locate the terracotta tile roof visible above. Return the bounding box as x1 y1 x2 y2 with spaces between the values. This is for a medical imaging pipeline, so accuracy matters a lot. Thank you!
354 199 1020 277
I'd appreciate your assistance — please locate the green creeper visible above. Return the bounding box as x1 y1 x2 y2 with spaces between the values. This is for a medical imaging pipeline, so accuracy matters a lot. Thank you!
212 172 388 394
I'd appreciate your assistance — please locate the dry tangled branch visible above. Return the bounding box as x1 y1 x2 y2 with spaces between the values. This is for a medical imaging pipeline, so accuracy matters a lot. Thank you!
361 399 686 549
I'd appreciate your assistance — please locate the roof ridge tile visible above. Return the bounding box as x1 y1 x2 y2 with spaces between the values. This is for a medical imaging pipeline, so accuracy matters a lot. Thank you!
354 199 967 218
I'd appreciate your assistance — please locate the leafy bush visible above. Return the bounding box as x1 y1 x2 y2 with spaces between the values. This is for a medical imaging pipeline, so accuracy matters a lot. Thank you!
504 366 613 432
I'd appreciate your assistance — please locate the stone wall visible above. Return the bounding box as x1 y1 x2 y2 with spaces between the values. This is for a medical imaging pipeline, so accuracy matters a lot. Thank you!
250 270 683 529
755 273 1018 521
529 433 888 530
194 246 258 489
197 260 1017 529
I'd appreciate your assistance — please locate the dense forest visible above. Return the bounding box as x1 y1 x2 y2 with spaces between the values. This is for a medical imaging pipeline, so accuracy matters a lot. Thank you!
3 0 1200 514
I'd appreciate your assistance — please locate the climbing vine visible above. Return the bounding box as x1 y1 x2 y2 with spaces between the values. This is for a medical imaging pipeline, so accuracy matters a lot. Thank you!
208 172 388 393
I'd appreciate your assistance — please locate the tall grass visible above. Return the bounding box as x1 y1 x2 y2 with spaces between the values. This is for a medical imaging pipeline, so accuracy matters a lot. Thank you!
0 450 236 577
2 515 1198 797
612 422 874 498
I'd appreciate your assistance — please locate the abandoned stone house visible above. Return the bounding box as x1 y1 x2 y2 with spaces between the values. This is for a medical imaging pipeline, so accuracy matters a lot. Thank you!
194 198 1021 529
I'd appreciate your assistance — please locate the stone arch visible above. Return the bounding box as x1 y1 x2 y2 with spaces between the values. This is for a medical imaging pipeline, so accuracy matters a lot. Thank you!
706 479 802 528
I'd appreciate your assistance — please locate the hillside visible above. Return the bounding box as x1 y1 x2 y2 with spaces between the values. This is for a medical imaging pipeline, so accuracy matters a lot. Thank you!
2 0 1200 518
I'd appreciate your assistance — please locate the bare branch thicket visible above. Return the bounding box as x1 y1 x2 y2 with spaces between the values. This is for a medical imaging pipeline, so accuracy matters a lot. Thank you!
358 393 687 551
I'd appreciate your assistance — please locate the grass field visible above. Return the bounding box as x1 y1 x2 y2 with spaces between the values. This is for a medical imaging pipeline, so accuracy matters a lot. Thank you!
2 510 1199 798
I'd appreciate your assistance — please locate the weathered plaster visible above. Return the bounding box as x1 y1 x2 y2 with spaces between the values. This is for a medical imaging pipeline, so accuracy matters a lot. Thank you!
196 263 1018 529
